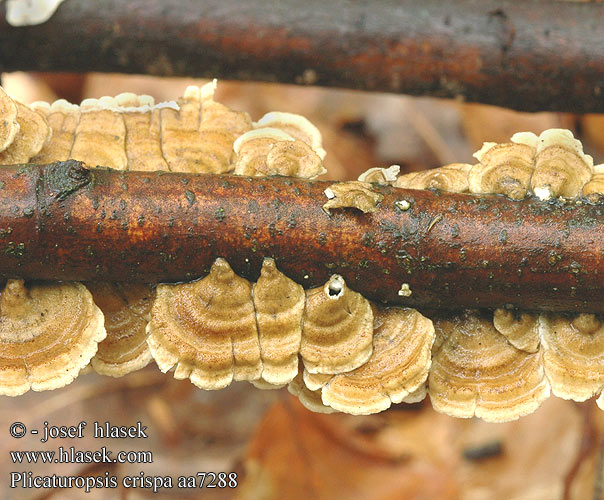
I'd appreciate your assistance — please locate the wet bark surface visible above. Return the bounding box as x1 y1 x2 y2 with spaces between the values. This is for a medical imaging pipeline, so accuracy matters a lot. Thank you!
1 162 603 313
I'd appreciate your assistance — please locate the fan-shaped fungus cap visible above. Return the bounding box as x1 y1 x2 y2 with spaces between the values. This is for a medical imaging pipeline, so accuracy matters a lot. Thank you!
288 368 336 414
531 129 593 200
402 384 427 404
265 140 326 178
582 164 604 200
321 307 434 415
323 181 384 214
233 128 296 176
30 99 80 163
161 82 252 173
87 282 155 377
428 311 550 422
303 370 333 391
357 165 401 185
394 163 472 193
71 105 128 170
540 313 604 401
493 309 540 353
147 258 261 390
0 86 19 153
0 102 51 164
252 258 305 386
110 94 171 172
0 280 106 396
254 111 327 159
198 80 252 136
469 134 536 200
301 275 373 375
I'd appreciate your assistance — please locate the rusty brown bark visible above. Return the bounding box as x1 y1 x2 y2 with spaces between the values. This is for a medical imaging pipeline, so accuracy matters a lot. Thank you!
1 0 604 112
1 161 603 313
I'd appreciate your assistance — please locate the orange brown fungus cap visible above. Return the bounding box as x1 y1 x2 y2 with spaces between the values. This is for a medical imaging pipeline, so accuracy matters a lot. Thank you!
493 309 540 353
87 282 155 377
582 164 604 200
395 163 472 192
428 311 550 422
541 313 604 401
254 111 327 160
0 86 19 153
232 128 288 175
30 99 80 163
0 279 105 396
160 82 252 173
469 134 536 200
252 258 305 386
70 99 128 170
323 181 384 214
321 307 434 415
233 128 324 178
301 275 373 375
0 101 51 164
114 93 170 172
357 165 400 185
265 140 325 178
531 129 593 200
147 258 261 390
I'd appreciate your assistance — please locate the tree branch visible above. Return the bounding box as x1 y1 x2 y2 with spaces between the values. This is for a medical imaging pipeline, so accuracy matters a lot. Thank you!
1 0 603 112
1 161 603 313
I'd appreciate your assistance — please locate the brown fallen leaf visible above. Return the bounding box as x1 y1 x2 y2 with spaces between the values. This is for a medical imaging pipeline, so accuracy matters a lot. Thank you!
236 395 459 500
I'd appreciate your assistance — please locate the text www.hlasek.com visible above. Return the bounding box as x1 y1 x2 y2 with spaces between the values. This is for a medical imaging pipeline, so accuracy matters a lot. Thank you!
11 447 152 465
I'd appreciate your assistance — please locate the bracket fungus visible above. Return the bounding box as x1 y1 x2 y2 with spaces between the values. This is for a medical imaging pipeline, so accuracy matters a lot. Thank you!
394 163 472 192
357 165 401 185
30 99 80 162
233 128 325 178
300 275 373 375
288 368 337 414
147 258 262 390
428 311 550 422
0 86 19 153
582 163 604 200
531 129 593 200
87 282 155 378
540 314 604 402
493 309 541 354
254 111 327 160
0 280 105 396
252 258 305 386
4 80 604 423
321 307 434 415
468 134 536 200
160 82 252 173
303 370 333 392
323 181 384 214
0 101 50 164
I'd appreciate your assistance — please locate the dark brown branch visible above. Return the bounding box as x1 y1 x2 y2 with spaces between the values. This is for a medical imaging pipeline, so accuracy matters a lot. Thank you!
1 0 604 112
1 161 603 313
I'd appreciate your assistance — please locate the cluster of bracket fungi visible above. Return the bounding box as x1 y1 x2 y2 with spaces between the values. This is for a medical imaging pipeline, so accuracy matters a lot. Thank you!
1 82 604 423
